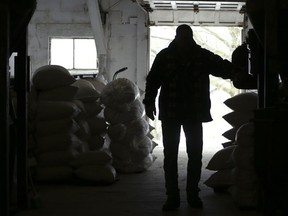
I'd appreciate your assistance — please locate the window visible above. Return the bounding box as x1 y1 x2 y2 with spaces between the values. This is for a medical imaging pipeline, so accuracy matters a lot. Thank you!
49 38 98 75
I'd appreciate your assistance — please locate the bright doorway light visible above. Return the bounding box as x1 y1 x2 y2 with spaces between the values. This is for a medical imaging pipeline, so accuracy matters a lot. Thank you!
149 26 242 153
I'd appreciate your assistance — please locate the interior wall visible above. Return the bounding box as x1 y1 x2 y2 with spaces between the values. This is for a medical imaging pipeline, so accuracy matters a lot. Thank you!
103 0 149 91
28 0 92 75
28 0 149 91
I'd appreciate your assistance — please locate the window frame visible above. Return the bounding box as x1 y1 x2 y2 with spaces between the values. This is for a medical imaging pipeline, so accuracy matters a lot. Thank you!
49 37 98 76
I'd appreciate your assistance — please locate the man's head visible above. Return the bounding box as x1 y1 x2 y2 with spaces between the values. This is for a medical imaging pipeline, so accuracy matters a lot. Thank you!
176 24 193 38
175 24 195 50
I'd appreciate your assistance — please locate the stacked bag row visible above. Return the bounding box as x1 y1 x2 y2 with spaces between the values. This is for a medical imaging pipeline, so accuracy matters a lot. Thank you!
28 65 116 184
230 122 259 209
204 92 259 209
221 92 257 146
100 78 156 173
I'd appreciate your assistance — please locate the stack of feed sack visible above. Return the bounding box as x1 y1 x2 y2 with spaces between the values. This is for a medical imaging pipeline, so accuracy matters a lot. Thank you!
101 78 156 173
71 79 107 151
230 122 259 209
29 65 117 184
222 92 258 146
204 145 236 192
71 150 116 184
29 65 82 182
204 92 258 193
71 77 117 183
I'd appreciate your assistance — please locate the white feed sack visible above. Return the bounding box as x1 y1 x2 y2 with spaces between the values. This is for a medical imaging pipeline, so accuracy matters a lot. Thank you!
71 79 100 103
36 133 83 154
235 123 255 147
87 115 108 136
104 99 145 125
224 92 258 111
110 141 131 161
223 111 254 128
74 164 117 184
232 145 255 171
107 123 127 141
204 169 233 189
37 149 79 167
36 166 74 182
109 136 154 173
125 118 149 138
85 75 108 94
112 153 155 173
35 117 80 137
74 119 91 142
31 65 76 91
87 134 105 151
36 101 81 121
130 136 153 161
70 150 112 168
206 145 236 171
37 86 79 101
82 101 103 117
233 123 255 170
222 127 238 141
100 78 140 111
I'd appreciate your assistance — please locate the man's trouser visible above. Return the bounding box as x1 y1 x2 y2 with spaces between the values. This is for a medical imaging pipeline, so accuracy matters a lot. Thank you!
161 119 203 196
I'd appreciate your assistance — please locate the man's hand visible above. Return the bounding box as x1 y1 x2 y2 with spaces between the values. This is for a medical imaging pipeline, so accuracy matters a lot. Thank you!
145 104 156 120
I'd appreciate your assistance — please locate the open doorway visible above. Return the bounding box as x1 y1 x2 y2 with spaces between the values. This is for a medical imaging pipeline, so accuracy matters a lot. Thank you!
149 26 242 154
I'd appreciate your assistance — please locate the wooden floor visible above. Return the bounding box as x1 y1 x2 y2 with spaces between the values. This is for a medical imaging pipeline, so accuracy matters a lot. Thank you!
15 148 264 216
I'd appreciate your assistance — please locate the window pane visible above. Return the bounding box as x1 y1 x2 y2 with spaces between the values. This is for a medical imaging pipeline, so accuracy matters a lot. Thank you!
50 38 73 69
74 39 97 69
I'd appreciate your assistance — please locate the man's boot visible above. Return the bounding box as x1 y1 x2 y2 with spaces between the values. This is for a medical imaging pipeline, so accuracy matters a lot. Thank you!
162 193 180 211
187 191 203 209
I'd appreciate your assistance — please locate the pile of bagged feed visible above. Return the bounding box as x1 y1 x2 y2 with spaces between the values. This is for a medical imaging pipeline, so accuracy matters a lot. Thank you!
100 78 157 173
204 92 260 209
28 65 156 184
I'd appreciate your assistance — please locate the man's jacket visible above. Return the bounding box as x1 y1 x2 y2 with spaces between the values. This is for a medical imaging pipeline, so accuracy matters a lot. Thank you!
143 39 235 122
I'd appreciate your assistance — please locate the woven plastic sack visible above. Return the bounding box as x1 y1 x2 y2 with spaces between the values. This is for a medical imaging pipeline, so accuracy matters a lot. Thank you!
70 150 112 168
206 145 236 171
35 117 80 137
104 99 144 124
107 123 127 141
100 78 140 109
38 86 78 101
32 65 75 90
223 111 254 128
125 118 150 139
235 123 255 147
74 164 116 183
130 136 153 161
71 79 100 102
224 92 258 111
36 101 81 121
36 166 74 182
36 133 83 154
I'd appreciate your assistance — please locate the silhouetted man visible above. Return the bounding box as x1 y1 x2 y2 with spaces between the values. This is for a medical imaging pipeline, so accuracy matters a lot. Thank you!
143 24 236 211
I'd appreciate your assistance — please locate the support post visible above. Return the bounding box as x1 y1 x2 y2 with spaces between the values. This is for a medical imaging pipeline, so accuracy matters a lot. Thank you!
15 28 29 210
0 3 11 216
263 0 279 107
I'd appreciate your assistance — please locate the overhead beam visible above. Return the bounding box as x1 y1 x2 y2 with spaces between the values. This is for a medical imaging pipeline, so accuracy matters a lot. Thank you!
87 0 107 55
